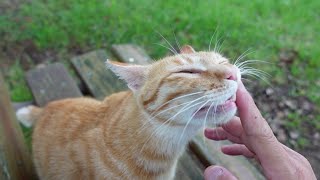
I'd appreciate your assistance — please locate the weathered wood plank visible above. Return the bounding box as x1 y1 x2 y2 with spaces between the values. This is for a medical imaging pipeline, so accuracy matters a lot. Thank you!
71 50 126 100
175 147 204 180
0 73 37 180
191 135 265 180
111 44 205 179
26 63 82 106
111 44 152 65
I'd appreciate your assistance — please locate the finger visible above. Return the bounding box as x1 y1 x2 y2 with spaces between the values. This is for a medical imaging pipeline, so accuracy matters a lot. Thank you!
236 81 267 134
204 128 228 140
221 144 255 158
205 128 242 144
236 81 288 170
204 166 238 180
222 117 243 138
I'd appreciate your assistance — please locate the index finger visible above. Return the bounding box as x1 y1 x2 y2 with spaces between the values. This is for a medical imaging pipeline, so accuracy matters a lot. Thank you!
236 81 290 173
236 81 268 135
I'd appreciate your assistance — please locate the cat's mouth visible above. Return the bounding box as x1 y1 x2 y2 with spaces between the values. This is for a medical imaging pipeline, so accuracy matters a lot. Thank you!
195 94 236 115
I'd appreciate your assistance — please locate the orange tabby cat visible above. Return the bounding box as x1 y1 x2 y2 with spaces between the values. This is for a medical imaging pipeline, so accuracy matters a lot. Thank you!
17 45 240 179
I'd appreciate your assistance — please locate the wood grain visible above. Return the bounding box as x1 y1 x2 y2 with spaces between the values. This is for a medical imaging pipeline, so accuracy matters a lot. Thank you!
0 73 37 180
26 63 82 106
111 44 152 65
71 50 126 100
190 134 265 180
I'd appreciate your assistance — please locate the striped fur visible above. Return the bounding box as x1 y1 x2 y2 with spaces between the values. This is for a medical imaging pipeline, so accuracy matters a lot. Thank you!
28 45 240 179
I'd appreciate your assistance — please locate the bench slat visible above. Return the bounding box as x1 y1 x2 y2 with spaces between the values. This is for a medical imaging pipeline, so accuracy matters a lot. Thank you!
26 63 82 106
0 73 37 180
112 44 152 65
71 50 126 100
191 137 264 179
175 148 204 180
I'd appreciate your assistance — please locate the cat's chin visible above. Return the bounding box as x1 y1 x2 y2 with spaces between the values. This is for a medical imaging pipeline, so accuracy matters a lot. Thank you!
194 100 236 118
193 101 237 126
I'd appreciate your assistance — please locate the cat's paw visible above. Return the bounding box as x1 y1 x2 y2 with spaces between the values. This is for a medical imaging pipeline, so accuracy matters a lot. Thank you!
16 106 33 128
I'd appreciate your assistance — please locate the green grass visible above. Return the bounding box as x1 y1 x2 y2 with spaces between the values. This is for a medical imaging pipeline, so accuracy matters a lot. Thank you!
1 0 319 103
4 61 33 102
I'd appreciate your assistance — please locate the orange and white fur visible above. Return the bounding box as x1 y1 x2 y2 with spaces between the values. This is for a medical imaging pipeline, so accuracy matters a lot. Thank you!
17 45 241 180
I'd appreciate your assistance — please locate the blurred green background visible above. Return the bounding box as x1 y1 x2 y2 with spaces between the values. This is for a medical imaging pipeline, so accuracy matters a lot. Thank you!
0 0 319 159
1 0 319 102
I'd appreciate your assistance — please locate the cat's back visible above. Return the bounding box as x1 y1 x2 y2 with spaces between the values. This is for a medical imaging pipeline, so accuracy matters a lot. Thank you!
33 97 102 136
32 91 131 179
34 91 131 135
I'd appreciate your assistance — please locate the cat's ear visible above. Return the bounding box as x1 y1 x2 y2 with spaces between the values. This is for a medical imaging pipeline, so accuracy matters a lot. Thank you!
106 60 147 91
180 45 195 54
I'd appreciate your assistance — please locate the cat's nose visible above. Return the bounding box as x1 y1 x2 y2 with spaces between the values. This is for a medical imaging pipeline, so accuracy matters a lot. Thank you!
225 66 238 81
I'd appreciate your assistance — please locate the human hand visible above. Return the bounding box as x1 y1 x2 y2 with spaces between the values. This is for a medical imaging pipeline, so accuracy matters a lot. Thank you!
204 81 316 180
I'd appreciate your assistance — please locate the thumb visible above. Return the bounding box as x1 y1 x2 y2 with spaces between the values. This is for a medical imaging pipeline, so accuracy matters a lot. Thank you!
204 166 237 180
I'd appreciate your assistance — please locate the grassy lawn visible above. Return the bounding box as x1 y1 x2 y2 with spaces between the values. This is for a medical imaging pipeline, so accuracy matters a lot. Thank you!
1 0 319 102
0 0 319 146
4 60 33 102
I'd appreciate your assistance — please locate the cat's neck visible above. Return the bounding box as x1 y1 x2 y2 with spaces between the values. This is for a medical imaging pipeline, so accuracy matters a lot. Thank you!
101 91 200 177
120 93 200 158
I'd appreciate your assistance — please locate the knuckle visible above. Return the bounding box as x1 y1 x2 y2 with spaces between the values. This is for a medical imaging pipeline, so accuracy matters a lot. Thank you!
292 160 315 180
247 121 275 142
295 166 306 180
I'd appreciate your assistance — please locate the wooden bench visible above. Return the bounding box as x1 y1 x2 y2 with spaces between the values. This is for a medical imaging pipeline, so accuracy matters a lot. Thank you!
0 44 264 179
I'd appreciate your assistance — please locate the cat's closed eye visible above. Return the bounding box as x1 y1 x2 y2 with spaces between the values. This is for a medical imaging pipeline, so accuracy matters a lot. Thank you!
177 69 202 74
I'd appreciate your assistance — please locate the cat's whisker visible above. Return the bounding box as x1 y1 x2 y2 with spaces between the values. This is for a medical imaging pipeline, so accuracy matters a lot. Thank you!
208 28 219 51
154 99 207 133
241 77 254 83
240 66 271 74
242 70 271 80
213 36 224 53
236 59 271 69
139 99 208 154
150 91 204 117
237 61 269 68
173 32 181 53
239 63 271 83
233 49 253 67
241 71 271 86
216 39 225 54
212 103 218 125
150 101 195 120
241 68 271 79
211 103 224 148
136 102 190 135
203 101 216 129
154 43 177 55
137 95 207 135
177 100 211 145
159 96 207 129
156 31 178 55
202 101 216 144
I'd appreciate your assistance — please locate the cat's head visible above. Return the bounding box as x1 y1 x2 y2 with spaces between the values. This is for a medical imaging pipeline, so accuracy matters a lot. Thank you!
107 45 240 128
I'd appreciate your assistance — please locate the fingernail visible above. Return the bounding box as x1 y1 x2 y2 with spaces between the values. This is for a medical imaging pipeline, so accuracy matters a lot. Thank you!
208 167 223 180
